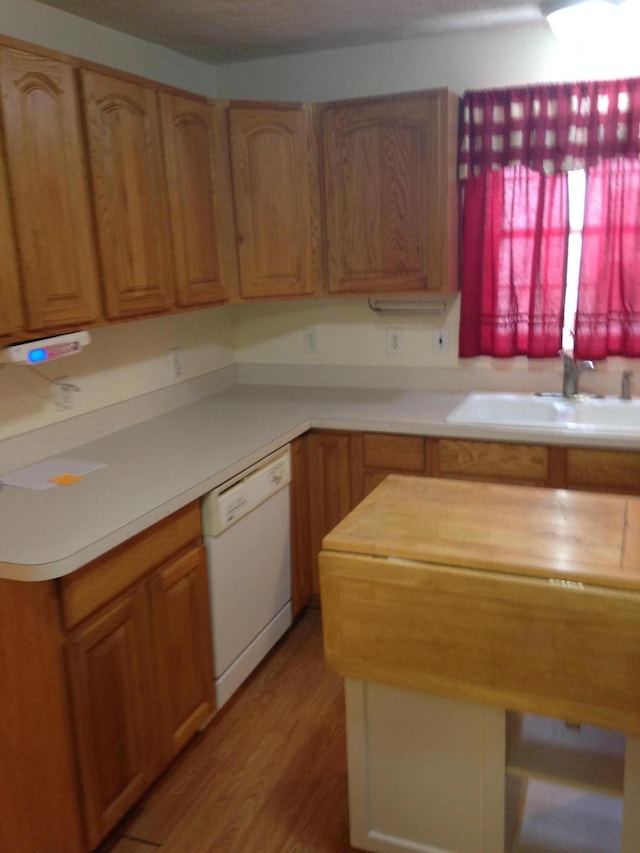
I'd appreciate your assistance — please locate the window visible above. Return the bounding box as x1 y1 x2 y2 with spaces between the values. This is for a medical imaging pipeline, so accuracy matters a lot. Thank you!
562 170 587 352
458 80 640 359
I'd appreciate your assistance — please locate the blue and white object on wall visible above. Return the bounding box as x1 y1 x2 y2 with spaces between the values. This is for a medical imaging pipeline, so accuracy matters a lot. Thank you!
1 331 91 364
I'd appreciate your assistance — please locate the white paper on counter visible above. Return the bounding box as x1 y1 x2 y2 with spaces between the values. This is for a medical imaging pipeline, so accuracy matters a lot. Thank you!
0 458 107 490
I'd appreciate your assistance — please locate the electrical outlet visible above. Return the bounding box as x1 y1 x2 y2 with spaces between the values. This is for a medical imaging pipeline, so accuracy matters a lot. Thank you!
54 378 74 411
303 327 318 353
169 347 182 378
386 327 404 356
432 327 449 354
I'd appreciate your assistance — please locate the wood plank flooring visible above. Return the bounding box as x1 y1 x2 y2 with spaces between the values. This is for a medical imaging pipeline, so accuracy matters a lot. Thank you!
103 609 359 853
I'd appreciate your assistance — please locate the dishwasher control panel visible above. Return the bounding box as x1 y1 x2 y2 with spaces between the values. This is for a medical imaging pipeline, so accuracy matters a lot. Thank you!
201 447 291 536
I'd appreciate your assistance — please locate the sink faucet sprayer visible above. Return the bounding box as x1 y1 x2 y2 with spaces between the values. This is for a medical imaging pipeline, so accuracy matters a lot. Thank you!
560 350 595 398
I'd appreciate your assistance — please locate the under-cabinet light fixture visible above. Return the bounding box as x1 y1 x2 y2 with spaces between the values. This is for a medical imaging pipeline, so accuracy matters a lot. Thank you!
541 0 621 42
1 331 91 364
367 298 447 316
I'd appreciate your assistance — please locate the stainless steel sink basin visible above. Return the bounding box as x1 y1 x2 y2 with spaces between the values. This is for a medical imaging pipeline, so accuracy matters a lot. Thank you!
446 392 640 433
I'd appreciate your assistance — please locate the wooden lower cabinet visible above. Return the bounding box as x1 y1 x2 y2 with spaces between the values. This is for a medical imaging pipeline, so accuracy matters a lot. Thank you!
290 435 313 615
62 502 215 850
351 432 431 503
307 431 354 596
305 432 640 600
435 438 550 486
66 586 158 849
565 448 640 494
150 544 215 761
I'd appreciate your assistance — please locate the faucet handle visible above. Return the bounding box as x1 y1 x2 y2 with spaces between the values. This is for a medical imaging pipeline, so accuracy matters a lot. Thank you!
621 370 633 400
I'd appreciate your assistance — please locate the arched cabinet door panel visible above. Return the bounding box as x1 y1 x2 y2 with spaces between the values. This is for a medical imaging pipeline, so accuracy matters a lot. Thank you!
159 92 237 307
0 125 23 339
82 69 175 319
228 101 322 300
0 46 101 331
320 89 459 296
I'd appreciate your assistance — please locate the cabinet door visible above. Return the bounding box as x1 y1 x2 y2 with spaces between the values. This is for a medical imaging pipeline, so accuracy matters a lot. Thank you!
82 70 175 319
321 89 458 295
436 439 550 486
565 448 640 495
0 129 23 339
159 93 237 307
66 586 159 849
228 102 320 299
0 47 100 331
290 435 313 616
149 544 215 763
307 431 353 596
351 432 430 502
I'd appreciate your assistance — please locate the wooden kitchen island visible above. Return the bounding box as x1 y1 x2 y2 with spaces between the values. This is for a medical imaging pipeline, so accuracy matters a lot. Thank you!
319 475 640 853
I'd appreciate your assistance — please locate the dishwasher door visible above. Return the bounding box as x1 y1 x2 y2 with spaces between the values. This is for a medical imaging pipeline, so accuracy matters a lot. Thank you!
201 448 292 708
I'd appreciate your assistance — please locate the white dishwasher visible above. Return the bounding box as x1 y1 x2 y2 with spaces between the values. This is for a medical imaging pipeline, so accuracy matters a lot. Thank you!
201 447 292 708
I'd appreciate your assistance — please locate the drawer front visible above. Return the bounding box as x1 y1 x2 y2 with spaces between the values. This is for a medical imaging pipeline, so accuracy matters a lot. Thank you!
566 449 640 494
437 439 548 484
362 433 426 472
59 501 202 629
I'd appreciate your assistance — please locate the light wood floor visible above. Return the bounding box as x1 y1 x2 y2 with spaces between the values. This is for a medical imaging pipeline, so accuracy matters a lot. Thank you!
104 609 359 853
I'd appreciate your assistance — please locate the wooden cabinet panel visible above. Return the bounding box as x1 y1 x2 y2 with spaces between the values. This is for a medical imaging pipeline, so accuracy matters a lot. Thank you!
320 89 459 295
150 544 215 762
66 586 159 849
82 70 175 319
228 102 320 299
0 46 100 331
307 431 353 596
290 435 313 616
59 501 202 630
566 449 640 494
62 501 214 849
0 579 84 853
352 432 430 502
362 433 426 471
159 93 236 307
437 439 549 485
0 128 23 339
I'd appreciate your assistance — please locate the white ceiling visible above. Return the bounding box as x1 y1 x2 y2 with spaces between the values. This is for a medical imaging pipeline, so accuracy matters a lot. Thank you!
34 0 545 64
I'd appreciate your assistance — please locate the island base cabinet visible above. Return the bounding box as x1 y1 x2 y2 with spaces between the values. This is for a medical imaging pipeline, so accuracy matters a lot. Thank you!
344 679 505 853
344 679 640 853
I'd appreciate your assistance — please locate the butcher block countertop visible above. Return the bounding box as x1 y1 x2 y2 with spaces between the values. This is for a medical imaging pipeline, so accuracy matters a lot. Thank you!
319 475 640 734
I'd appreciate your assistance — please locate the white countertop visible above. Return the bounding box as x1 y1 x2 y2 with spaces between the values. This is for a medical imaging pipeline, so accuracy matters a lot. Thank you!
1 382 639 582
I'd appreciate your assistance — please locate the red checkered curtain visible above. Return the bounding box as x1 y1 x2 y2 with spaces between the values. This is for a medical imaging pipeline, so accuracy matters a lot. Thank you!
574 157 640 358
459 79 640 358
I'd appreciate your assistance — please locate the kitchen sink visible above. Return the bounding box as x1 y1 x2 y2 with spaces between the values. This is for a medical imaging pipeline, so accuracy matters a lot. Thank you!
445 393 571 427
446 392 640 433
566 398 640 429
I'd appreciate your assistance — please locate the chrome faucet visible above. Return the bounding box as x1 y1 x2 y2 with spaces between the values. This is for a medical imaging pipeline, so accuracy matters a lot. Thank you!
561 350 595 398
621 370 633 400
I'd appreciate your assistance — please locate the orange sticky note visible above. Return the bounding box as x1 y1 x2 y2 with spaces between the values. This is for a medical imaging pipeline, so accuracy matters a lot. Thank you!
50 473 84 486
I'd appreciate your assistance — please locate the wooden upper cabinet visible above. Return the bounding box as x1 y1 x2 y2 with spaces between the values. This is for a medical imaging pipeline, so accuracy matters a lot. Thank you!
81 70 175 319
228 101 321 300
0 46 101 332
320 89 459 296
0 127 23 339
159 93 237 307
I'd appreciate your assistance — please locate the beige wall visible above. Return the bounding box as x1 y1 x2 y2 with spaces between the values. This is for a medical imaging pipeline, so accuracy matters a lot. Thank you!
1 2 640 442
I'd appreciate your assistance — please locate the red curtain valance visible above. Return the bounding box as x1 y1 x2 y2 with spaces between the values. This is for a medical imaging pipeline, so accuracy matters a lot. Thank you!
459 78 640 179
